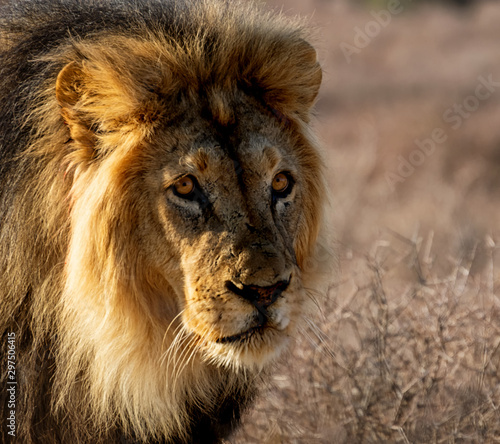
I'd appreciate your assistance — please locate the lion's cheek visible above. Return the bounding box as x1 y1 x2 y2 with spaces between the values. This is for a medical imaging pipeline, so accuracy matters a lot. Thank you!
267 289 304 333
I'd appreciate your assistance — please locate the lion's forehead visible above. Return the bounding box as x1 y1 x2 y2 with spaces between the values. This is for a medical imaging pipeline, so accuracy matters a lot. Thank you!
184 143 289 180
156 94 296 173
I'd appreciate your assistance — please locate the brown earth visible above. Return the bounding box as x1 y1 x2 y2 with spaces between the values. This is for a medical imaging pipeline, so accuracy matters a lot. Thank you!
230 1 500 443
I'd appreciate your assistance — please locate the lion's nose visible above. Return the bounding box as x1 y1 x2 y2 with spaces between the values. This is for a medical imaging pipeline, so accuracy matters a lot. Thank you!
225 279 289 310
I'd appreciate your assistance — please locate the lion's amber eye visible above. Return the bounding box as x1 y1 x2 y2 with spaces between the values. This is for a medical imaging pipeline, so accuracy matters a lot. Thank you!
174 176 195 196
272 172 289 193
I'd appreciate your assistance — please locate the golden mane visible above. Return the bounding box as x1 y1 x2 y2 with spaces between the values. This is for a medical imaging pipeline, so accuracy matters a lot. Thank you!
0 0 330 442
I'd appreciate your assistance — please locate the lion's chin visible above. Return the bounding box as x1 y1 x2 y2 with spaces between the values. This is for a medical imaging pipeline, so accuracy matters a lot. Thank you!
216 311 292 346
216 326 263 344
202 325 291 370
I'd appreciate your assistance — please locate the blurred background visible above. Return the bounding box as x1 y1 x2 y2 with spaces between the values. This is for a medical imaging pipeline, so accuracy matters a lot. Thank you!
275 0 500 256
231 0 500 442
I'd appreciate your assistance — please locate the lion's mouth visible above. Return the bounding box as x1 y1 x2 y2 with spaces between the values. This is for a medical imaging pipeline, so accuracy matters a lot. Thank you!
216 326 265 344
215 311 291 345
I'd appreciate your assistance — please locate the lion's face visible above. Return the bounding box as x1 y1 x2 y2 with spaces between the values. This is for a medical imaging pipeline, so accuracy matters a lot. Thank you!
56 33 325 372
132 95 317 368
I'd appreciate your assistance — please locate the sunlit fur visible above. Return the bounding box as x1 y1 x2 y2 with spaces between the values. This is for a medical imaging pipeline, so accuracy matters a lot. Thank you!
0 0 332 442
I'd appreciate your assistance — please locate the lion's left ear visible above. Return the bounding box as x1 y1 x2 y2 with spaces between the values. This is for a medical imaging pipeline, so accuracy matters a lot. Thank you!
245 39 322 122
284 39 322 112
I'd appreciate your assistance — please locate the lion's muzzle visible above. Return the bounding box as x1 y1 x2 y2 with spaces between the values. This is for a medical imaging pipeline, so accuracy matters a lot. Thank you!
225 279 289 312
215 277 291 345
225 278 290 327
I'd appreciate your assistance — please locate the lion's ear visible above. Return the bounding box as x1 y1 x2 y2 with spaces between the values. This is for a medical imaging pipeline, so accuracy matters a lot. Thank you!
291 39 322 111
56 57 166 156
56 61 97 154
246 38 322 122
56 61 84 108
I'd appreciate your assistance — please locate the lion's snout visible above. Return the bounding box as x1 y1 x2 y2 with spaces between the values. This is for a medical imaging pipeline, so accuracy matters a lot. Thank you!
225 279 289 311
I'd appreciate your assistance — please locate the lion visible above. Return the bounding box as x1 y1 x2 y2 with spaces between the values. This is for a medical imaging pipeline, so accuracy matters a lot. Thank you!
0 0 331 442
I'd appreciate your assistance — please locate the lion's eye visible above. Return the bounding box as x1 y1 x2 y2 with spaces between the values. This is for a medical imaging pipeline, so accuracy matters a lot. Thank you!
174 175 195 196
272 173 289 192
170 175 209 208
272 172 293 199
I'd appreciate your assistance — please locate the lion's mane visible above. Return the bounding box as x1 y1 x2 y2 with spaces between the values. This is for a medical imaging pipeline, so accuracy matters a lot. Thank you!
0 0 329 442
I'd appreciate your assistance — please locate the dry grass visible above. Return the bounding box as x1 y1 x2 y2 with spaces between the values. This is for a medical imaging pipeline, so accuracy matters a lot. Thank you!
231 234 500 443
230 0 500 442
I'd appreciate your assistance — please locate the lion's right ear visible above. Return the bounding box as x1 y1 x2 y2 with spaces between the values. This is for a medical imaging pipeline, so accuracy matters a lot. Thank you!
56 61 83 107
56 62 96 154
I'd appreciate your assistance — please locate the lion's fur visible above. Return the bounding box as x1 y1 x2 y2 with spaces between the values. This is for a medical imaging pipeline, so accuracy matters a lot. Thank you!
0 0 330 442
